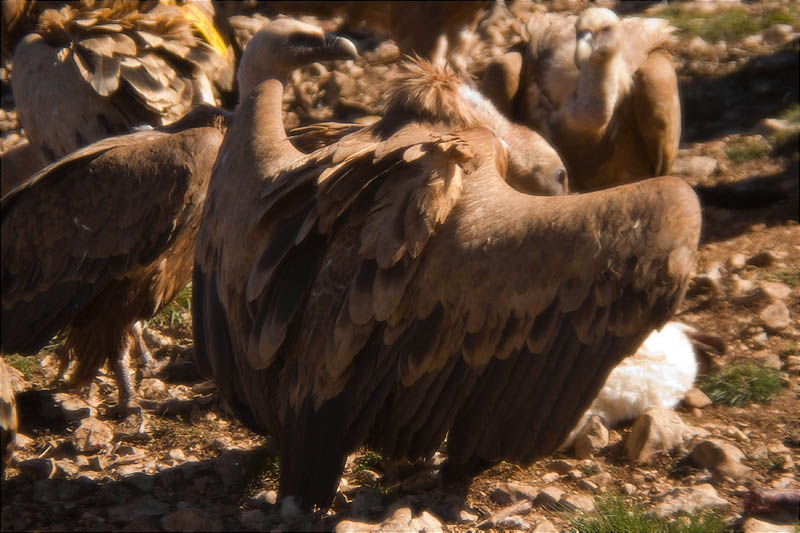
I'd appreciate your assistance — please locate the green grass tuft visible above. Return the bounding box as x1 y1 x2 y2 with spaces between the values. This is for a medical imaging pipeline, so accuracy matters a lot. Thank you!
654 5 799 42
149 283 193 327
699 362 786 406
765 269 800 288
565 494 727 533
725 137 771 163
353 450 383 473
5 353 42 381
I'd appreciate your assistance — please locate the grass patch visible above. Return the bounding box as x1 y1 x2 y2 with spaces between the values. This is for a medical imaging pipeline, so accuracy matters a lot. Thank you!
654 5 800 42
5 353 44 380
149 416 206 449
149 283 192 327
564 494 727 533
778 103 800 124
725 137 771 163
352 450 383 474
699 362 786 406
765 269 800 288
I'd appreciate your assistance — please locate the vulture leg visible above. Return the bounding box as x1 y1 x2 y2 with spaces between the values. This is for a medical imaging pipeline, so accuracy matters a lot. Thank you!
107 332 138 417
130 321 160 378
54 343 72 386
632 49 681 176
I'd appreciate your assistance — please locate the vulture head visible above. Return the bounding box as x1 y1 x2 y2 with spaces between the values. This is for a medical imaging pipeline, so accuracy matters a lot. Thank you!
237 17 358 99
574 7 621 67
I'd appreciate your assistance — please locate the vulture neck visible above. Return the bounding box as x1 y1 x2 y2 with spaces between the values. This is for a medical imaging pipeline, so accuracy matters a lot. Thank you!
240 76 302 174
564 54 625 135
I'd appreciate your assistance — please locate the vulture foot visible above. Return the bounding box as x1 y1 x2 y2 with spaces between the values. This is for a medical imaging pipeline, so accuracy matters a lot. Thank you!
439 457 497 486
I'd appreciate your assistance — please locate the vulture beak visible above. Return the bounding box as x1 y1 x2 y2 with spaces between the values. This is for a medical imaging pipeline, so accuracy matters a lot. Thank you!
323 33 358 61
575 30 593 68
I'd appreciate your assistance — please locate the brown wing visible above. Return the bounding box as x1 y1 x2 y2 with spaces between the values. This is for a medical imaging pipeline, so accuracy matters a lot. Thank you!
196 111 700 468
11 2 232 161
1 125 223 355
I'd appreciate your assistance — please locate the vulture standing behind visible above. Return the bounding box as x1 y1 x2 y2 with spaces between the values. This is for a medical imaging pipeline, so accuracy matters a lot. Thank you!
1 104 230 412
480 7 680 191
194 18 701 511
10 0 234 164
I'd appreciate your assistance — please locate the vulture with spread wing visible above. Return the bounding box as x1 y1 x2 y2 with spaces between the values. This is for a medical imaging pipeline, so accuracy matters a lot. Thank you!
194 23 700 510
10 0 234 163
1 104 229 411
480 7 680 191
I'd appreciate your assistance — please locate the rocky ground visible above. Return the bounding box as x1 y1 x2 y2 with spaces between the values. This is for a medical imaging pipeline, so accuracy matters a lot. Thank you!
1 1 799 532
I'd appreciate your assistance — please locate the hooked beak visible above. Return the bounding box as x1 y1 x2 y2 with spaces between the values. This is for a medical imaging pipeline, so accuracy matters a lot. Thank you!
323 33 358 61
574 30 593 67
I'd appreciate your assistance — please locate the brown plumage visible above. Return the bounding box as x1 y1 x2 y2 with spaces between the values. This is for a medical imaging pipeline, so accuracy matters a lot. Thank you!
0 140 48 199
1 104 230 411
10 0 233 163
0 357 17 475
194 32 700 511
480 7 680 191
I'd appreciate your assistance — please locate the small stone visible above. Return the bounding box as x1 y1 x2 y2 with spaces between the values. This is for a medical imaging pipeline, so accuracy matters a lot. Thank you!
577 479 599 492
54 396 96 421
114 413 150 442
754 117 799 137
162 508 223 532
771 477 794 489
247 489 278 510
723 426 749 443
14 432 34 448
653 484 730 517
530 518 559 532
761 23 796 45
534 486 564 508
760 302 790 331
626 408 696 463
140 378 168 400
72 417 113 454
458 509 479 523
573 415 609 459
742 517 796 533
746 251 776 268
119 464 154 493
19 458 56 480
478 501 533 529
727 254 747 272
88 456 106 471
690 439 751 480
497 516 530 530
684 388 712 409
490 482 540 505
742 33 764 50
672 155 718 178
167 448 185 462
560 494 595 513
622 483 636 495
547 459 575 474
585 472 612 487
540 472 559 483
56 460 80 477
687 36 711 57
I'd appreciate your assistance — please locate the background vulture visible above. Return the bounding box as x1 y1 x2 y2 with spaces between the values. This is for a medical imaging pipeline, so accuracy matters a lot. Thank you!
10 0 234 164
480 7 681 192
1 104 229 412
193 19 701 510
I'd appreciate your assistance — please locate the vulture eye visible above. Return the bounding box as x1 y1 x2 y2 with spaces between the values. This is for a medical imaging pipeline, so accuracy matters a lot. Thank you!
287 34 323 50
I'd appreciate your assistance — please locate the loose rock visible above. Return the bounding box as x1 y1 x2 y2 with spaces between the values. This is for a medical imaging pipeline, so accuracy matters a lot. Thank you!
560 494 595 513
533 486 564 508
672 155 718 178
626 408 696 463
742 518 796 533
573 415 609 459
690 439 751 480
72 417 113 454
162 508 224 532
760 302 790 332
490 482 540 505
477 501 533 529
653 484 730 517
684 387 712 408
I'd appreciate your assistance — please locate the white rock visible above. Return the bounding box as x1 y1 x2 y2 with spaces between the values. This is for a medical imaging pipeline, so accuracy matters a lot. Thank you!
671 155 718 178
653 484 730 517
534 486 564 508
684 387 712 408
72 417 113 454
742 518 796 533
530 518 559 532
760 302 790 331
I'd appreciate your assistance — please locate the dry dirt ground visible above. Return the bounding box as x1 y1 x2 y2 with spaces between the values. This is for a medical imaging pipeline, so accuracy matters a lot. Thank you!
1 2 799 532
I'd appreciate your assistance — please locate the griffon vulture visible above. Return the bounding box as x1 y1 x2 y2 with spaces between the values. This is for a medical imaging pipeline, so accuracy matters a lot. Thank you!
10 0 233 163
193 31 700 510
1 104 230 412
480 7 680 191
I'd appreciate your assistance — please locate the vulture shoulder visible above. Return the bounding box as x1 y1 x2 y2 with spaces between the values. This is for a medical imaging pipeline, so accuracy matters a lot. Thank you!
10 2 232 161
1 121 223 355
